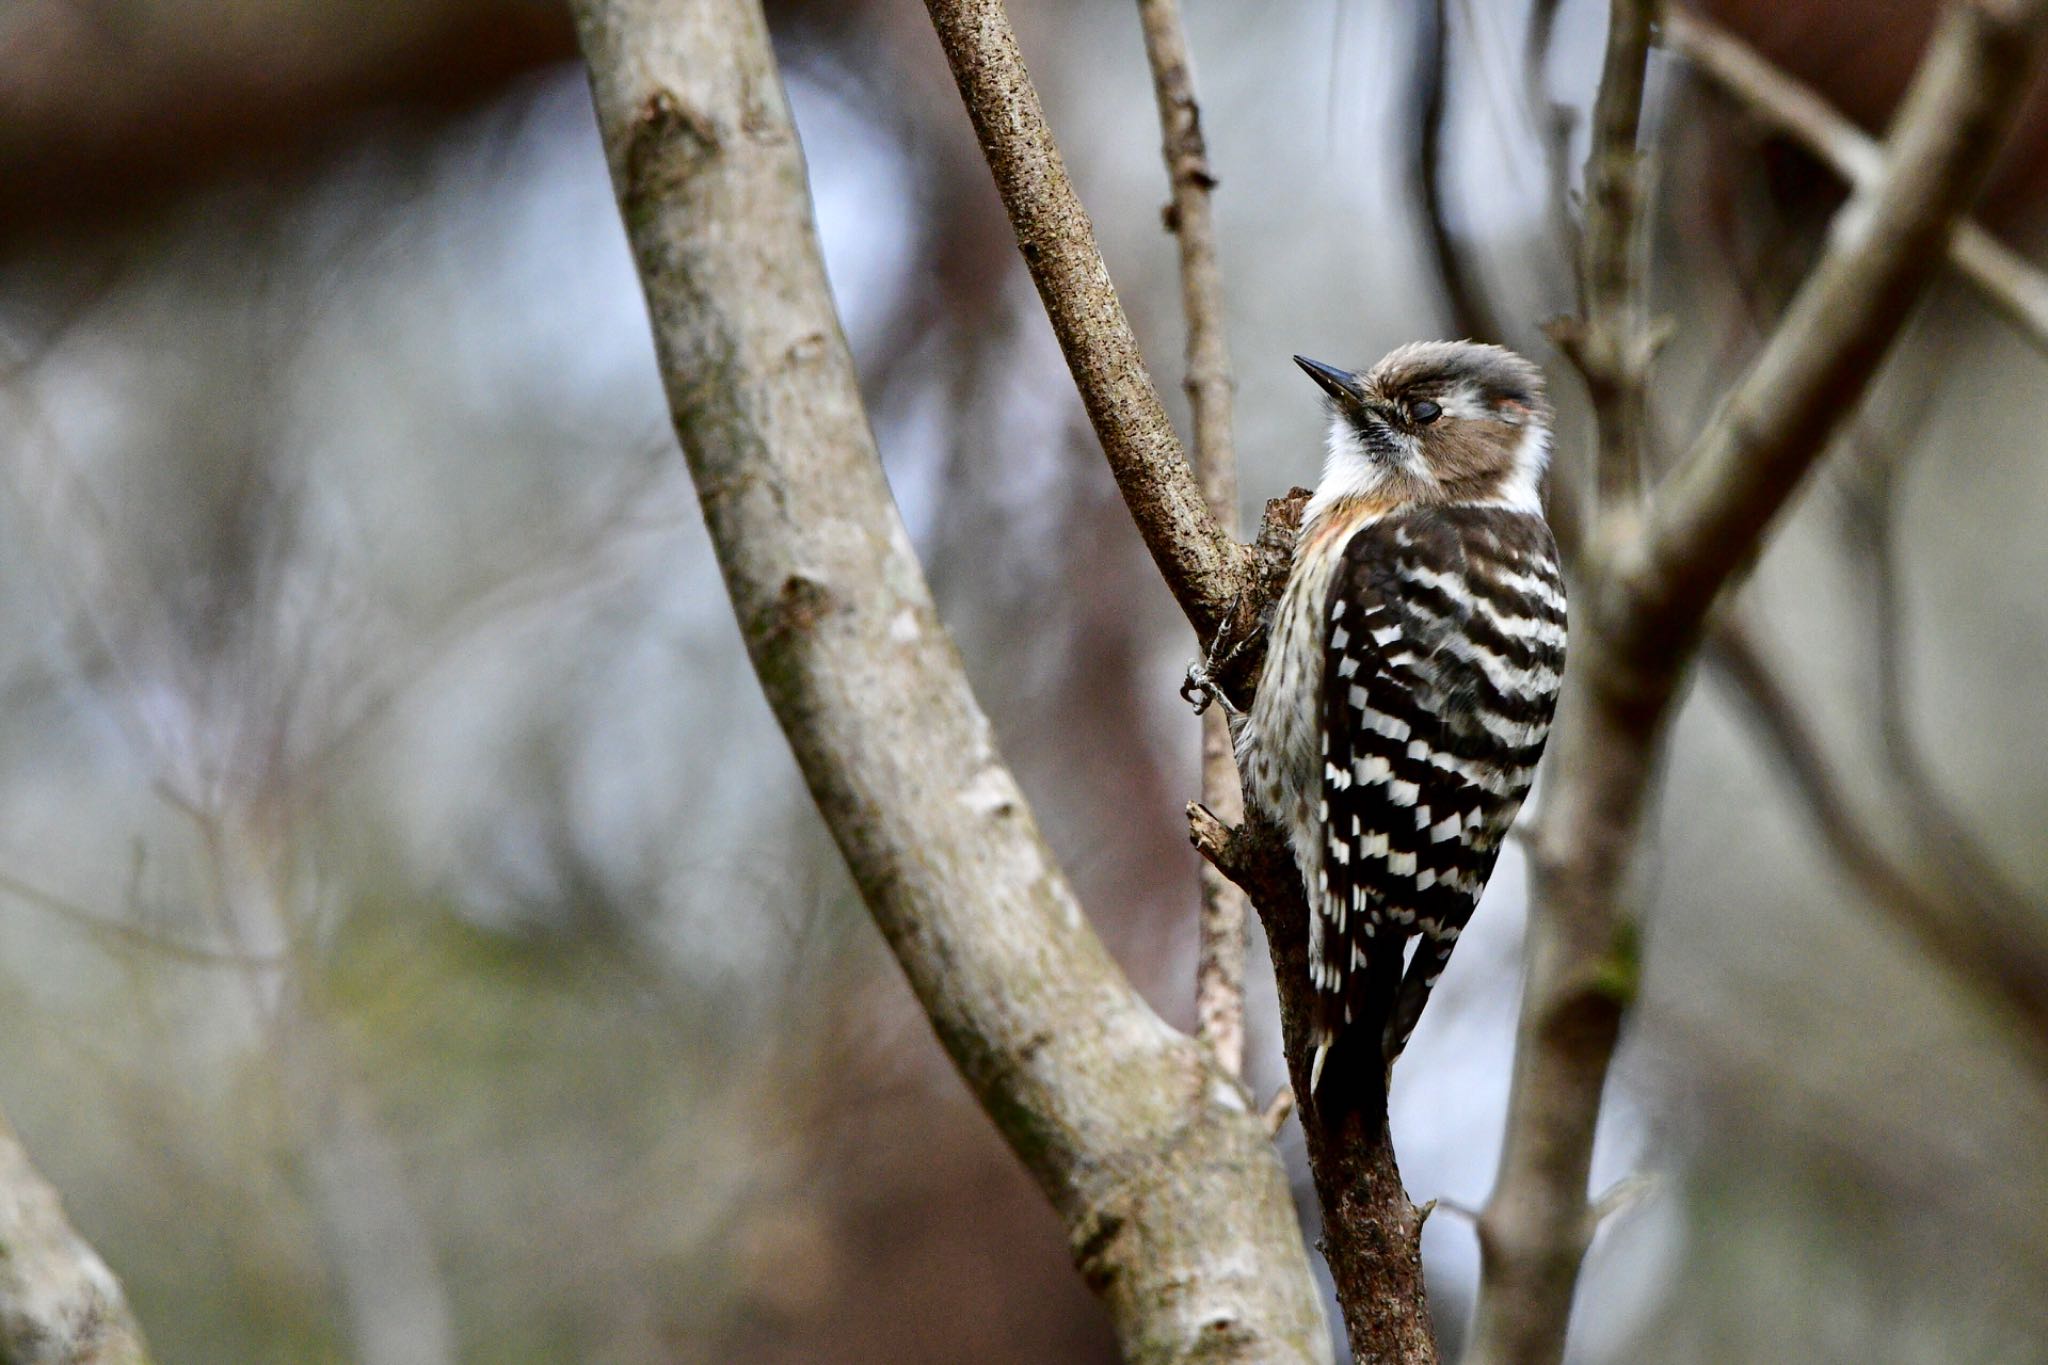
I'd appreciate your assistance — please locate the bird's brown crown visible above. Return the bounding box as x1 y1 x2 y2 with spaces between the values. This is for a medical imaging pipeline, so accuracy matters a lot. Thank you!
1296 341 1552 515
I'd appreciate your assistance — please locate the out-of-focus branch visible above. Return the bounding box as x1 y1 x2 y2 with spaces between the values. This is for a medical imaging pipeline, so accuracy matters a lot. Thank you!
571 1 1331 1359
1702 611 2048 1080
1471 5 2048 1364
0 864 285 969
1417 0 1511 346
0 0 574 246
1837 429 2042 920
1546 0 1658 507
1135 0 1249 1079
1469 11 1660 1364
921 0 1251 644
1668 8 2048 358
1528 0 1566 76
0 1108 153 1365
1635 1 2047 641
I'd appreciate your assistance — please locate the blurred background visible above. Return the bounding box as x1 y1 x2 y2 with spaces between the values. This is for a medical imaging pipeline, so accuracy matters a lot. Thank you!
3 0 2046 1360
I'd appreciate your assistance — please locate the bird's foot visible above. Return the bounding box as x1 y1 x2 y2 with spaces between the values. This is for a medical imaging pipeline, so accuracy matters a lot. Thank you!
1180 658 1237 716
1181 626 1250 716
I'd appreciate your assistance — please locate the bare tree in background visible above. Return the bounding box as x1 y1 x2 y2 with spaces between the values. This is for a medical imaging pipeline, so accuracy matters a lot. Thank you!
565 0 2048 1361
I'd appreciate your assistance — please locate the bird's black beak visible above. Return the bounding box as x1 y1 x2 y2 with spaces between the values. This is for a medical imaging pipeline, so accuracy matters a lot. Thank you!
1293 355 1367 408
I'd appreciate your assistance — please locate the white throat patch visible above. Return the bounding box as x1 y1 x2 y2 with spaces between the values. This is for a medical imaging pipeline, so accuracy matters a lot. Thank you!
1304 415 1408 523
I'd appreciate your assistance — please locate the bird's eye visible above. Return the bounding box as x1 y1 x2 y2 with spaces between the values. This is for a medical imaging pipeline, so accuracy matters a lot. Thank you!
1411 399 1442 425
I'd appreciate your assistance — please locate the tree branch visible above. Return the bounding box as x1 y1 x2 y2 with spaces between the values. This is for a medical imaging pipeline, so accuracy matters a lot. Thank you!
922 0 1252 642
1837 426 2045 927
924 2 1454 1352
1667 7 2048 358
569 1 1330 1358
1546 0 1658 508
1136 0 1250 1079
1415 0 1512 347
1467 8 1660 1360
1191 808 1438 1363
0 1108 153 1365
1633 0 2048 646
1470 6 2048 1362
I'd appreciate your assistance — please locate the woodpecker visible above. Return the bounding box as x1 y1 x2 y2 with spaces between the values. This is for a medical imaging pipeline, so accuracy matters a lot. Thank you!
1220 341 1566 1092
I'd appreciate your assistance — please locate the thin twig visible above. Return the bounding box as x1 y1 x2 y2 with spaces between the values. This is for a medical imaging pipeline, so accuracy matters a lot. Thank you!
1525 0 1565 91
1262 1085 1295 1137
1136 0 1236 502
0 865 286 970
1587 1171 1658 1225
1546 0 1657 507
1668 7 2048 358
922 0 1250 642
1136 0 1249 1080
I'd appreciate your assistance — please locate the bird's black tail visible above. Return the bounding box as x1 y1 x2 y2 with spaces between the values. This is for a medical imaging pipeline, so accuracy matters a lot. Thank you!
1382 933 1457 1064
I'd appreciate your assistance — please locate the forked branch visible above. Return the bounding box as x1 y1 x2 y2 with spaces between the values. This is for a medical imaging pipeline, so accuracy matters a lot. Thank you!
1669 8 2048 357
922 2 1444 1354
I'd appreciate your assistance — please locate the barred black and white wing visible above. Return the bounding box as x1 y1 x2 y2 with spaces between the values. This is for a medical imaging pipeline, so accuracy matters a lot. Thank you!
1311 507 1565 1082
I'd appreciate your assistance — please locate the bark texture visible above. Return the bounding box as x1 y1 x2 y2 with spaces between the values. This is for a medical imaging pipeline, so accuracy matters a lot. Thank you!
1190 803 1436 1365
0 1111 152 1365
569 1 1331 1359
922 0 1252 643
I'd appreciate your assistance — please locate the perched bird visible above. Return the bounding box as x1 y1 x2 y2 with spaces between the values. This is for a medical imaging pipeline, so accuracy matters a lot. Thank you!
1219 341 1566 1093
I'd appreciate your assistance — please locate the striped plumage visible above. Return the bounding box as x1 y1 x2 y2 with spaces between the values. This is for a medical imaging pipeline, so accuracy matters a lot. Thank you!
1237 342 1566 1089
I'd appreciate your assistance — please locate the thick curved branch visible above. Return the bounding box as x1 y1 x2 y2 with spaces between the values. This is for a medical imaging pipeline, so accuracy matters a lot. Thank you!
1668 8 2048 358
1136 0 1250 1078
1470 6 2048 1363
922 0 1252 642
569 1 1330 1358
0 1109 153 1365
